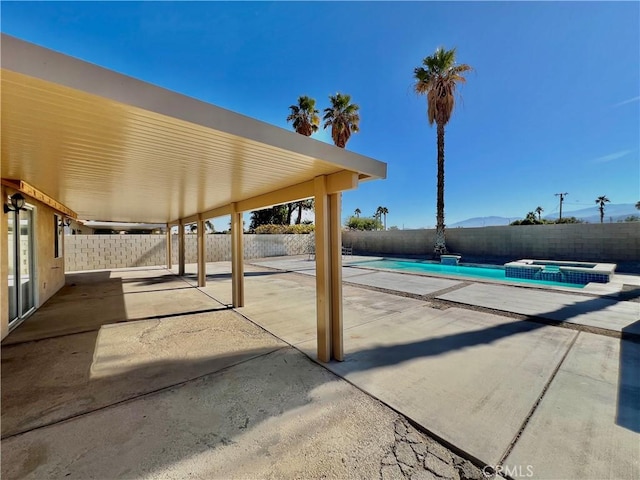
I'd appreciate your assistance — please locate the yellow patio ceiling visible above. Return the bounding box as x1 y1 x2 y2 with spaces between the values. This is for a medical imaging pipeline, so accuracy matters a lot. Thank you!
1 34 386 223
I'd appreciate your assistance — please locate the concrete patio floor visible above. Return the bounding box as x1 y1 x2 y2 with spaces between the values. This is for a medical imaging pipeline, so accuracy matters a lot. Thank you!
1 265 483 480
2 257 639 479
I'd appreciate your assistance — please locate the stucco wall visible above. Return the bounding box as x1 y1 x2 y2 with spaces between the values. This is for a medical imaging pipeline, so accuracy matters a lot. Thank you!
343 223 640 263
36 204 66 306
65 234 313 271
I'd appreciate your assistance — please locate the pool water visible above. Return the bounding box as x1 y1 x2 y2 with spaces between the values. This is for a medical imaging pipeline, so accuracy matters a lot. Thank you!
353 259 585 289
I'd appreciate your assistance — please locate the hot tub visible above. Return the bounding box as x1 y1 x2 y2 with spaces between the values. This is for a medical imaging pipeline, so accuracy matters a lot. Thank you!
504 259 616 284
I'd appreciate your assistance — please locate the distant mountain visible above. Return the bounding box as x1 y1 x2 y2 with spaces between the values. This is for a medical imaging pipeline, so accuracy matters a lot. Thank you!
450 216 512 228
544 203 638 223
451 203 638 227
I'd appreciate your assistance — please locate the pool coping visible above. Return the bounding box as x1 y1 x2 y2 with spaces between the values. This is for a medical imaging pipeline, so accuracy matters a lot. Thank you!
347 257 626 296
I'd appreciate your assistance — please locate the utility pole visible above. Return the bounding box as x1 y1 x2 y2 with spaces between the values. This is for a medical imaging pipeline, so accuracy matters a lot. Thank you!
555 192 568 220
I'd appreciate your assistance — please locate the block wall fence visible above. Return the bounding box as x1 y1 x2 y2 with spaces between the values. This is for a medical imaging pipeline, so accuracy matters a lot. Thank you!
64 234 312 271
343 223 639 263
64 223 638 271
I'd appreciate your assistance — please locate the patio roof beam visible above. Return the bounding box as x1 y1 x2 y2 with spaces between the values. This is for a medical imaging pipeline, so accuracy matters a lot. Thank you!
181 214 199 225
201 205 232 221
236 170 358 214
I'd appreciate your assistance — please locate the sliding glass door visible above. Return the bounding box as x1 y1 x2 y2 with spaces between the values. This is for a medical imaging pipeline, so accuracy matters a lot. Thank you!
7 206 35 330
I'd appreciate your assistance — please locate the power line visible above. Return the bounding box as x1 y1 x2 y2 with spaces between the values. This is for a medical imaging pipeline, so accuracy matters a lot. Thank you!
554 192 568 220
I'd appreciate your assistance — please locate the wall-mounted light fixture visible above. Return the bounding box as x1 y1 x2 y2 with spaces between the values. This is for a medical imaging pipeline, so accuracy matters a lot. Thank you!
3 193 26 213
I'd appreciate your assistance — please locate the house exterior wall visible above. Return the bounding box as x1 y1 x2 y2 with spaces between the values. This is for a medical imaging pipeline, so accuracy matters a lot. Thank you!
343 223 640 263
1 186 8 339
1 185 66 340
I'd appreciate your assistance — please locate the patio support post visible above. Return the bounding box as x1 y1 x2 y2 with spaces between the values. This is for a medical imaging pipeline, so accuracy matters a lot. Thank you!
329 192 344 361
314 176 344 362
165 223 172 269
197 215 206 287
231 203 244 307
178 219 185 276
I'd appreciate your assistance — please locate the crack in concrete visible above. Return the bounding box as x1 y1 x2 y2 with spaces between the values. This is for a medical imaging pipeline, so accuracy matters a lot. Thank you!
380 418 485 480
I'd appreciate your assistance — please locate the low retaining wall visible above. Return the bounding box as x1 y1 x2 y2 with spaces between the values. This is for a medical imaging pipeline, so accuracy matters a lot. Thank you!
343 223 640 263
65 234 312 271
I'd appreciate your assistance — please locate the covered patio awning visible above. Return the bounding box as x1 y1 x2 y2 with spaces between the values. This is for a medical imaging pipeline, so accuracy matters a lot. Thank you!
1 34 387 362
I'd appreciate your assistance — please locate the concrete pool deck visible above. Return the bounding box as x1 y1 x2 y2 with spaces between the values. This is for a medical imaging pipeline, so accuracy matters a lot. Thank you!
2 258 638 479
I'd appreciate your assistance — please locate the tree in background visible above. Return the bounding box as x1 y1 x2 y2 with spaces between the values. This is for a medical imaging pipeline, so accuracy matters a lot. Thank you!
354 208 361 218
635 201 640 210
323 93 360 148
525 212 537 223
249 206 288 231
535 206 544 221
375 206 389 230
414 47 472 255
290 199 314 225
595 195 610 223
285 97 320 224
287 96 320 137
345 216 382 231
204 220 215 234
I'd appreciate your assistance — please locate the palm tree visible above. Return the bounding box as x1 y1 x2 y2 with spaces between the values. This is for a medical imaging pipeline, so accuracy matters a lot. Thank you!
535 206 544 221
374 206 389 230
354 208 361 218
286 96 320 137
414 47 472 255
293 199 314 224
595 195 610 223
323 93 360 148
380 206 389 230
286 97 319 224
204 220 215 233
635 201 640 210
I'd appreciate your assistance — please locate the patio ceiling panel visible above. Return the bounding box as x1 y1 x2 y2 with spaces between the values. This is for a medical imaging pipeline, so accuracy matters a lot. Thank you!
1 35 386 224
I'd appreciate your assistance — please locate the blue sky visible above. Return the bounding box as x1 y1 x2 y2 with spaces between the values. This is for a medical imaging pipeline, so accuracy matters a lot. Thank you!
2 1 639 229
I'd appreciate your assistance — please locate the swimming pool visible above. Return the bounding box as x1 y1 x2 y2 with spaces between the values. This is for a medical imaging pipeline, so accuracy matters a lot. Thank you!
352 259 586 289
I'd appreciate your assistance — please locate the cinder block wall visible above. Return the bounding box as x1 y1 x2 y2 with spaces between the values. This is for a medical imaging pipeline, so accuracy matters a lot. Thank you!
343 223 640 263
65 235 167 271
65 234 313 271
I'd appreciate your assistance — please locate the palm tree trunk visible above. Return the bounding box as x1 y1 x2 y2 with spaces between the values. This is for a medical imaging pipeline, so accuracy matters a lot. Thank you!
599 207 604 224
286 203 294 225
296 203 303 224
434 122 447 255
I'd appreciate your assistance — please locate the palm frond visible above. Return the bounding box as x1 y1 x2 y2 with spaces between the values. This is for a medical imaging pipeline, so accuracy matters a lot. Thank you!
413 47 471 127
322 92 360 147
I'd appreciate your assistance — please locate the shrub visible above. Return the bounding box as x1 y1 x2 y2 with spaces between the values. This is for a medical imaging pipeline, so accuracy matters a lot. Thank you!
253 224 315 234
345 216 382 231
554 216 583 224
